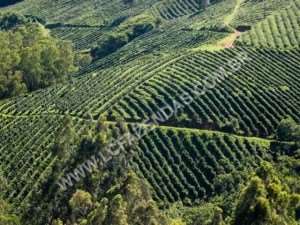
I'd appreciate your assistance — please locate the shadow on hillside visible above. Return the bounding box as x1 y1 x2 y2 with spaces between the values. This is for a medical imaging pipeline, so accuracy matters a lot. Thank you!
46 23 104 29
235 25 251 32
0 0 22 7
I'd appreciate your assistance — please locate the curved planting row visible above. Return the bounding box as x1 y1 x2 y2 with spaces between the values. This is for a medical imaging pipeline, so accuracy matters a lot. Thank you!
0 115 62 204
130 126 270 203
0 52 178 118
3 0 161 26
237 1 300 49
1 47 300 138
0 112 270 207
153 0 202 20
50 26 105 51
231 0 295 28
108 47 300 137
0 4 233 120
0 114 89 205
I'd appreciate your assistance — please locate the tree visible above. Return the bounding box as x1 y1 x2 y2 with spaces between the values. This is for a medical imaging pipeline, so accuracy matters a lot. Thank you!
0 13 76 99
0 200 20 225
0 12 26 29
109 195 129 225
91 14 159 60
85 198 108 225
52 116 77 162
276 117 300 142
221 117 240 134
51 219 64 225
169 218 186 225
233 162 300 225
69 190 94 219
211 208 226 225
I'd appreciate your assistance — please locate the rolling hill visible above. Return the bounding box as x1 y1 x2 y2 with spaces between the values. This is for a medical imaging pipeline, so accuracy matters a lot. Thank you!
0 0 300 224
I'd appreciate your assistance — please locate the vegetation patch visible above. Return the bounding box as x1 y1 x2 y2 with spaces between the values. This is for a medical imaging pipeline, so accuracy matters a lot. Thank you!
0 13 76 99
0 0 23 7
91 14 160 59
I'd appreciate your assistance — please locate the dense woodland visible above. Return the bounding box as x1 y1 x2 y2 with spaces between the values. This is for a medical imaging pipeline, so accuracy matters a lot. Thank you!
0 13 75 99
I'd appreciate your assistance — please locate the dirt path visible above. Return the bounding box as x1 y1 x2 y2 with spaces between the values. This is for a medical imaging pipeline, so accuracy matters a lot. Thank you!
224 0 243 26
217 30 241 48
192 0 243 51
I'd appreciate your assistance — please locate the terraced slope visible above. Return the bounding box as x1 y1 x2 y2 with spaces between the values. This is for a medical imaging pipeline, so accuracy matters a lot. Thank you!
3 0 160 26
152 0 204 20
131 126 270 203
0 47 299 138
237 1 300 49
107 48 300 137
231 0 295 27
0 0 299 211
50 26 105 51
0 115 68 204
4 0 235 54
0 113 270 207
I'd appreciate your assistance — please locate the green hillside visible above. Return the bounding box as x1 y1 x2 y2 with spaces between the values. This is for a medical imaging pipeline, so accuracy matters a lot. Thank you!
238 1 300 49
0 0 300 224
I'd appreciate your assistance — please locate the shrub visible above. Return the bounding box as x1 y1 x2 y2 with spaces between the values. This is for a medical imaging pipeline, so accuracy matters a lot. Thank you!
91 34 128 59
74 53 92 68
0 12 27 30
276 117 300 142
91 14 159 60
0 199 20 225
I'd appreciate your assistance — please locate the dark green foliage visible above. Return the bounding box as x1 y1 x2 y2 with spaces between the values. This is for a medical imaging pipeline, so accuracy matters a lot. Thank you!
52 116 77 162
0 0 22 7
64 171 168 225
91 23 153 59
91 34 128 59
129 23 154 40
0 171 20 225
0 13 76 99
1 0 300 225
276 117 300 142
123 0 134 5
233 162 300 225
0 13 26 30
91 15 158 59
0 13 44 30
110 16 129 28
221 117 240 134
